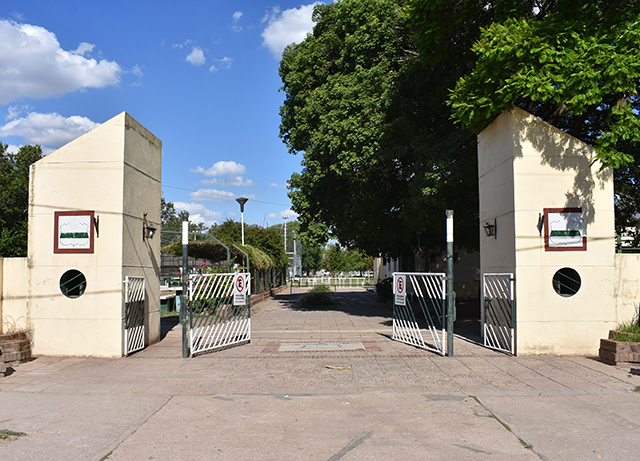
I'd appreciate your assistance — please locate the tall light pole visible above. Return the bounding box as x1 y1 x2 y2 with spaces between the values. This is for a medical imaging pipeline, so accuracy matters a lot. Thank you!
236 197 248 246
283 213 289 253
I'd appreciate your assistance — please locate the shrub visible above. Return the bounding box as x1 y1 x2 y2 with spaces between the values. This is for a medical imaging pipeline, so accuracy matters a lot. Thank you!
613 304 640 342
300 287 335 309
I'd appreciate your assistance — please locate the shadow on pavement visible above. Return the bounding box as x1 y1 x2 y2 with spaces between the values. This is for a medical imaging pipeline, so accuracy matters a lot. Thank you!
271 289 484 344
273 289 393 319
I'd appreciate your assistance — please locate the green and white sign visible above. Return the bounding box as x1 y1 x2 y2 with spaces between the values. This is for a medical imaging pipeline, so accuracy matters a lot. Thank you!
54 211 95 254
544 208 586 251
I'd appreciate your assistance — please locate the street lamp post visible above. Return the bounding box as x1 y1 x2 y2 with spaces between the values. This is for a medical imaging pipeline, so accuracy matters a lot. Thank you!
236 197 248 246
283 213 289 253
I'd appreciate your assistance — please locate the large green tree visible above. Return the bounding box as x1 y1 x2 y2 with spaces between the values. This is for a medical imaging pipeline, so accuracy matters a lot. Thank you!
280 0 479 258
445 0 640 169
0 143 42 257
409 0 640 240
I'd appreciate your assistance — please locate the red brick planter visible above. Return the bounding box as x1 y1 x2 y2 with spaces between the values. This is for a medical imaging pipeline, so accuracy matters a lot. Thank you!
599 331 640 365
0 332 32 368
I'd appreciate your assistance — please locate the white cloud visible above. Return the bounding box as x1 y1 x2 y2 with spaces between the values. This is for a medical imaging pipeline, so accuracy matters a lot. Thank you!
201 176 254 187
262 3 317 58
172 40 194 50
209 57 233 73
232 11 243 32
0 111 99 147
173 202 223 226
71 42 95 56
268 209 299 219
186 46 206 66
192 161 254 188
189 189 256 203
6 105 31 121
131 65 144 77
5 144 20 154
190 189 238 202
0 20 121 104
269 182 286 188
192 161 246 177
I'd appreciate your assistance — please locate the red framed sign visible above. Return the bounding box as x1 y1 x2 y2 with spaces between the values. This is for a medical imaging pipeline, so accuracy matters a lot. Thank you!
544 207 586 251
54 211 95 254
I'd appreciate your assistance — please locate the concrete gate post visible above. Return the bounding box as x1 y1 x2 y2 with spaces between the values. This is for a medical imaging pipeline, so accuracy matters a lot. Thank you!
27 112 162 357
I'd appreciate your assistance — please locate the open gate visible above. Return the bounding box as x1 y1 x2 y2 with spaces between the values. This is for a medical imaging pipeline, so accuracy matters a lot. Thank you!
188 272 251 356
392 272 447 356
124 276 146 355
482 273 515 354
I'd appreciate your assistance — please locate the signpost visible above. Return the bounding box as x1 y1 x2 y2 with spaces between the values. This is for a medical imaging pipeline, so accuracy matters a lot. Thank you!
446 210 454 357
394 274 406 306
181 220 189 358
234 273 250 306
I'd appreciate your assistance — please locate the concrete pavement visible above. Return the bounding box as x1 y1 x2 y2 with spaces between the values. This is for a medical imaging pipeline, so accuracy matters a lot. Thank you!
1 288 639 460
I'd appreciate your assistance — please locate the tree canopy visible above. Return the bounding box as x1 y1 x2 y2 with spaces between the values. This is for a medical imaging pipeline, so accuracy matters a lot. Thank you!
281 0 640 256
280 0 479 258
409 0 640 240
443 0 640 169
0 143 42 257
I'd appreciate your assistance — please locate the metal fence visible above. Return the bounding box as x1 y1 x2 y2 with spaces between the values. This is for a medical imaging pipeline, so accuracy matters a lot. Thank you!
291 276 375 289
188 273 251 355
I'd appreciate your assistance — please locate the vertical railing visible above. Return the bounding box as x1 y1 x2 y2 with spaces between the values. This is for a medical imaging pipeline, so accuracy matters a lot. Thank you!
124 276 146 355
392 273 447 356
482 273 515 354
188 273 251 356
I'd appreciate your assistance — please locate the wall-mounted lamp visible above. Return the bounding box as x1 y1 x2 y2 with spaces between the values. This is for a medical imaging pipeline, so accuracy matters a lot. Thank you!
143 212 157 240
483 218 497 239
537 213 545 236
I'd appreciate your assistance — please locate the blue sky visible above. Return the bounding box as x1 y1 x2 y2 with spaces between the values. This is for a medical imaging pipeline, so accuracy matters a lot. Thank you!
0 1 322 227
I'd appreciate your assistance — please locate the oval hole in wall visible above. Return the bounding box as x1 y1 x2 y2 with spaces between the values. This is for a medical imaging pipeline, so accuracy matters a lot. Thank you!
552 268 581 297
60 269 87 298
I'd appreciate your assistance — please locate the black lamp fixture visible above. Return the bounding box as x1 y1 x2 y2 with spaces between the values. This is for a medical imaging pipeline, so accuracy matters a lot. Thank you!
483 218 497 238
143 212 156 240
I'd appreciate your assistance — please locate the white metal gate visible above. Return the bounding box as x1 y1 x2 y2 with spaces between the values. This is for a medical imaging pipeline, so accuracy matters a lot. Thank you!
188 272 251 356
482 273 515 354
392 272 447 356
124 276 146 355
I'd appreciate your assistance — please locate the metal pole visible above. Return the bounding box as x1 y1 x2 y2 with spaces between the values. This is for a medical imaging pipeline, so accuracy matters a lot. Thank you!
284 215 288 286
241 209 245 246
284 215 288 254
446 210 454 357
181 220 189 358
236 197 248 247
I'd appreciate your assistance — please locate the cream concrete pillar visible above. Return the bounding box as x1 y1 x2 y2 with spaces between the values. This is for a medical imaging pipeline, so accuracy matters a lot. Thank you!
27 112 161 357
478 108 616 355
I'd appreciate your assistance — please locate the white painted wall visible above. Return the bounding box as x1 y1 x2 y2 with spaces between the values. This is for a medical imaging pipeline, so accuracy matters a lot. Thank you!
479 108 617 355
27 112 161 357
0 257 28 333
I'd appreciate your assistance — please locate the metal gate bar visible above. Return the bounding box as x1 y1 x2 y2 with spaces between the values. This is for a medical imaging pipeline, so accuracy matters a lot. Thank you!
124 276 146 355
392 272 446 355
482 273 515 354
189 273 251 355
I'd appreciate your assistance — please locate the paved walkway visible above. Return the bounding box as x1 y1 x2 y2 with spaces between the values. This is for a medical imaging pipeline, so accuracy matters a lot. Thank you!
1 288 639 460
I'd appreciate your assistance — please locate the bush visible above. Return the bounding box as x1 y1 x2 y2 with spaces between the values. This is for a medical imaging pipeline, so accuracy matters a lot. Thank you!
300 286 335 309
